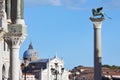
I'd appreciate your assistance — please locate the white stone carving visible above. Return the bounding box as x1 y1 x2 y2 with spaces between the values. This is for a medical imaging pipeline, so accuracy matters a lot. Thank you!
0 0 5 18
0 0 7 31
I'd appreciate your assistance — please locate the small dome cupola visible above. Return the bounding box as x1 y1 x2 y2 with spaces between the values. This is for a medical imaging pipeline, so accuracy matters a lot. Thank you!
23 42 39 61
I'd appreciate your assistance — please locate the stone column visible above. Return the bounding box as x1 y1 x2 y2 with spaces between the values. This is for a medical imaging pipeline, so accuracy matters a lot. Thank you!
4 36 25 80
21 0 24 19
5 0 11 23
0 39 2 80
16 0 25 24
11 43 20 80
90 17 104 80
15 0 21 24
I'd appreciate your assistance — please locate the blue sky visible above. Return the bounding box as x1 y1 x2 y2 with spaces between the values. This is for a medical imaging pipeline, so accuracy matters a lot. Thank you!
20 0 120 69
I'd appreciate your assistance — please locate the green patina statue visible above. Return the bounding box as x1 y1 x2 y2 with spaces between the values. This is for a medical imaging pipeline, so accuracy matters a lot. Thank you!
92 7 104 18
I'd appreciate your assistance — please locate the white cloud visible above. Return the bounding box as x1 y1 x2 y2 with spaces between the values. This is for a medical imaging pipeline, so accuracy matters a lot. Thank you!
25 0 88 11
100 0 120 9
64 0 85 6
50 0 61 6
62 0 87 10
25 0 120 10
67 6 86 10
25 0 61 6
25 0 86 7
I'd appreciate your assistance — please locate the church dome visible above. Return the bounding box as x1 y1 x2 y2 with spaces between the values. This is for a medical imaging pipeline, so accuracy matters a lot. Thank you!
23 43 38 61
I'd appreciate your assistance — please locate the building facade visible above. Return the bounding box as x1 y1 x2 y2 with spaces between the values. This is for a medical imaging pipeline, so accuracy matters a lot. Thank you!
0 0 27 80
22 43 70 80
22 73 36 80
70 66 120 80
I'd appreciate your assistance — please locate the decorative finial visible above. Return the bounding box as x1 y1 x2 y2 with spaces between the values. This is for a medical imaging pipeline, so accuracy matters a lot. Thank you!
28 42 33 49
54 52 58 58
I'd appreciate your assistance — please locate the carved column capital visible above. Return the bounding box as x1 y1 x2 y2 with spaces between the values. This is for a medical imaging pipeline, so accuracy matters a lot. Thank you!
4 36 26 48
90 17 105 29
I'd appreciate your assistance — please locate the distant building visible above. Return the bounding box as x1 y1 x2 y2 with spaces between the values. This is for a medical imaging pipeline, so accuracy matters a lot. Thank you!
22 73 36 80
22 43 70 80
70 66 120 80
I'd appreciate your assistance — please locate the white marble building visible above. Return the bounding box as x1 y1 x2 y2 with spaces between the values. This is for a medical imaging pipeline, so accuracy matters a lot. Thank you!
22 43 70 80
39 56 70 80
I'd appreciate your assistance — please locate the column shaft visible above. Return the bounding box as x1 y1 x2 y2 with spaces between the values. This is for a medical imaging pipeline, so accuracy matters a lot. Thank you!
21 0 24 19
9 46 12 80
5 36 25 80
90 17 104 80
11 46 20 80
16 0 21 19
5 0 11 20
11 0 23 24
0 41 2 80
16 0 25 24
94 28 102 80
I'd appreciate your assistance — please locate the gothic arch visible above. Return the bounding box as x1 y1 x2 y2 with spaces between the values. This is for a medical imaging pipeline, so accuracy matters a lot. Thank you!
2 63 9 80
2 64 6 80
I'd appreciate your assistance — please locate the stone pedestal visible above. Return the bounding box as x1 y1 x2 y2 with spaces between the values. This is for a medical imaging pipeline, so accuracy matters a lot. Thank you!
90 17 104 80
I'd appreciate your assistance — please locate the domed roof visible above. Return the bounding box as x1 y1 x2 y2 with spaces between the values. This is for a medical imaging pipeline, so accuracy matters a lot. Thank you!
23 43 38 60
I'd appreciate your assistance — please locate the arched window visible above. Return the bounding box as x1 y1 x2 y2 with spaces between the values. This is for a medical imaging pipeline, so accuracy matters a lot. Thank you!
2 65 6 80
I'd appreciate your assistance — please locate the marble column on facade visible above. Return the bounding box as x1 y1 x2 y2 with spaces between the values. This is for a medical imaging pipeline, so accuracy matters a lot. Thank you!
4 36 25 80
5 0 11 23
21 0 24 19
90 17 104 80
16 0 25 24
0 39 2 80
